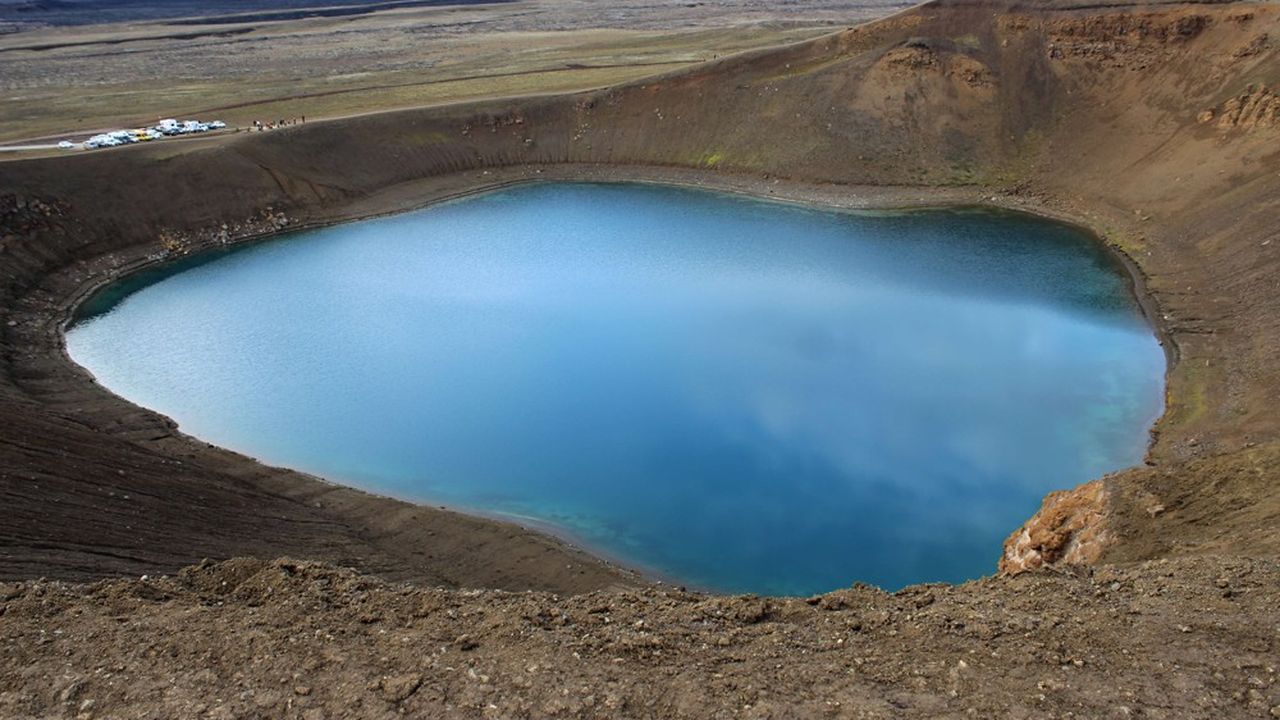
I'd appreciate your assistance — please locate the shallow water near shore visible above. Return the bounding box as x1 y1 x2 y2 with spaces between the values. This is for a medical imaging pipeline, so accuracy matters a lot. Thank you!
68 182 1164 595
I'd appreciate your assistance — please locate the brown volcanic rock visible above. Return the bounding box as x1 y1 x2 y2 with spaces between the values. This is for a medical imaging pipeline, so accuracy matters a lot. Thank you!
1000 480 1111 574
1202 83 1280 129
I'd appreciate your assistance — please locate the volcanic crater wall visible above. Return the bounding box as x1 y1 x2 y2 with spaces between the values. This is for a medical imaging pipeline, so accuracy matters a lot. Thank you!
2 0 1280 585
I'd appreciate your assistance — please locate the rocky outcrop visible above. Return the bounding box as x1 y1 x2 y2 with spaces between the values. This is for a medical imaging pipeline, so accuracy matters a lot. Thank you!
1231 31 1270 58
1042 10 1214 68
880 41 940 71
877 41 994 88
1046 11 1211 47
1198 83 1280 129
947 54 994 88
999 480 1110 575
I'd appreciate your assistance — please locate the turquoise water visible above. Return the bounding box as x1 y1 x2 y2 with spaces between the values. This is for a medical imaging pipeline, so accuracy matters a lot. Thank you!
67 183 1165 595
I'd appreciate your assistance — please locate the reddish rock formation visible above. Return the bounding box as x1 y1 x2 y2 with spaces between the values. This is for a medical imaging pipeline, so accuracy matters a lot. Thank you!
999 480 1110 574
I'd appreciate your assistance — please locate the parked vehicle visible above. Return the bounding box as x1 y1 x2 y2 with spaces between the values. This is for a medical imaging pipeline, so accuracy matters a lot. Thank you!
80 117 231 149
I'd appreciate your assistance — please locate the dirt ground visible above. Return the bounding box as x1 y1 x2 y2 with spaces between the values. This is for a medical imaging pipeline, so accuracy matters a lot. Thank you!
3 555 1278 719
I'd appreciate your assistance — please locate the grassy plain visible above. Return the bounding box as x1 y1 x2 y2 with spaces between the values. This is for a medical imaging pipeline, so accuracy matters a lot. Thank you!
0 1 910 143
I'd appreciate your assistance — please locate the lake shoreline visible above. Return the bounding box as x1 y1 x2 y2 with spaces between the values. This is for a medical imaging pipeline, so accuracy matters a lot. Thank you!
37 163 1174 592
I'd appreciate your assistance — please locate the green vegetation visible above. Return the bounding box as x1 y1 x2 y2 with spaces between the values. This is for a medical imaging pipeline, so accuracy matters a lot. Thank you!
1166 362 1211 428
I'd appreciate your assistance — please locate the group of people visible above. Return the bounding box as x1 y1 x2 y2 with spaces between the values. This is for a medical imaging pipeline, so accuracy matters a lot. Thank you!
250 116 306 131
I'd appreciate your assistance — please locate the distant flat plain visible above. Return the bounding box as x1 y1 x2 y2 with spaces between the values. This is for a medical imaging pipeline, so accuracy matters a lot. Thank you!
0 0 911 145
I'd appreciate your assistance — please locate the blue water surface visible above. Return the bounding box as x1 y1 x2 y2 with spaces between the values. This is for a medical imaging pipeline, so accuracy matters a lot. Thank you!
67 183 1165 595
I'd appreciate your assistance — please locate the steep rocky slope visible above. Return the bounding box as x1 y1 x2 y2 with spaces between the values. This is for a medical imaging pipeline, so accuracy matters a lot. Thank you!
1 0 1279 715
